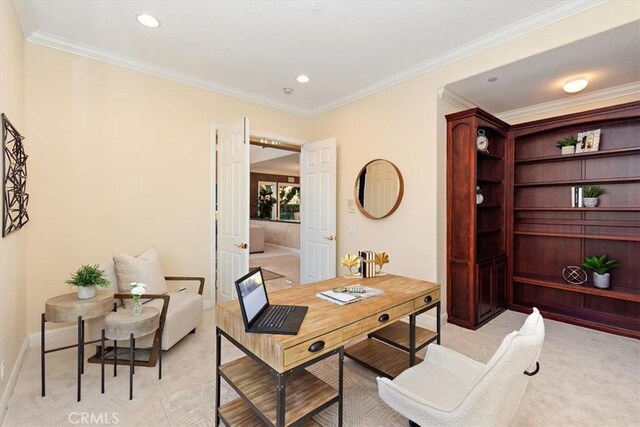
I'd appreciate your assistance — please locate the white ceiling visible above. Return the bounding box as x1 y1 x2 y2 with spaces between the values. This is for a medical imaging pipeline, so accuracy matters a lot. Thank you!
251 146 300 176
446 21 640 116
14 0 606 116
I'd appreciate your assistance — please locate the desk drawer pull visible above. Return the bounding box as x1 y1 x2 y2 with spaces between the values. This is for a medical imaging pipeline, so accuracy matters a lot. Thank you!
424 295 433 303
378 313 390 323
308 341 325 353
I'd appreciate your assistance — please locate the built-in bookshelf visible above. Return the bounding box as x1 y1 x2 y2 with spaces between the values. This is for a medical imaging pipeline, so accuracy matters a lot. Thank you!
509 102 640 338
447 101 640 338
446 109 509 329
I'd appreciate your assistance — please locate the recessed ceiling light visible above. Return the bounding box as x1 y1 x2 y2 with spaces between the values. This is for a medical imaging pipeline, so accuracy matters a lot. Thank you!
296 75 310 83
136 14 160 28
563 77 588 94
488 77 498 82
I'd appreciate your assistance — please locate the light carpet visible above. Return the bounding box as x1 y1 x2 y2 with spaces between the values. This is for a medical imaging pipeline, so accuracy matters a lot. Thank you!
260 268 284 281
160 310 640 427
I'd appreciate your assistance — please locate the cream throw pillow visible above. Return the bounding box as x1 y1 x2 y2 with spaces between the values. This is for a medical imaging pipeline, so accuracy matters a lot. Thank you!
113 247 168 299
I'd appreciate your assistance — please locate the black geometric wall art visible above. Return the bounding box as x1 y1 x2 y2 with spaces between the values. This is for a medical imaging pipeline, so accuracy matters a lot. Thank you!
2 113 29 237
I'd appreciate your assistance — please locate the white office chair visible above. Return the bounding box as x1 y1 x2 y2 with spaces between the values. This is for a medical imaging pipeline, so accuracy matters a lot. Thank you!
377 308 545 427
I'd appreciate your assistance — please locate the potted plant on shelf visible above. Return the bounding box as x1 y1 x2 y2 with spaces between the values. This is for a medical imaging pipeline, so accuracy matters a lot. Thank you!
66 264 111 299
581 254 619 289
582 185 604 207
556 136 579 155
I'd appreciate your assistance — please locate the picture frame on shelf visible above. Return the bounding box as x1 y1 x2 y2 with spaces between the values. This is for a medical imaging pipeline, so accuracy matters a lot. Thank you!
575 129 601 153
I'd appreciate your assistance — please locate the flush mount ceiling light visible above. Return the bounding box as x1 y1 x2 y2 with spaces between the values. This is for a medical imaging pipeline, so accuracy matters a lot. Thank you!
296 75 310 83
136 14 160 28
563 77 588 94
283 87 293 95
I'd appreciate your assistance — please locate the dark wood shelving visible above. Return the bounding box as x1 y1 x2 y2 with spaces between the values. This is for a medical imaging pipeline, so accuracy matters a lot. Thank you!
477 204 501 208
514 207 640 212
477 177 503 184
477 150 503 160
513 231 640 242
513 275 640 303
478 227 502 234
514 177 640 187
515 147 640 164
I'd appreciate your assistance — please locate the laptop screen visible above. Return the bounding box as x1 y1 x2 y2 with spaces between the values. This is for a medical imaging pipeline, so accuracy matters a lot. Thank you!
236 268 269 326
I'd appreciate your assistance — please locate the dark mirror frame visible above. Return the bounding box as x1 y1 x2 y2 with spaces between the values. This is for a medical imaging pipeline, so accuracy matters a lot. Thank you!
354 159 404 219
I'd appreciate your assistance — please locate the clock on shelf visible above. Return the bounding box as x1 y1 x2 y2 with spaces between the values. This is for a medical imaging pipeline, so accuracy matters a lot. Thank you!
477 129 489 153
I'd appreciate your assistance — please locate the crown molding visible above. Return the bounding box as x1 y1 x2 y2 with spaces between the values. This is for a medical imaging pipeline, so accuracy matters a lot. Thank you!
26 31 313 117
496 81 640 121
438 87 478 111
309 1 606 116
24 1 605 118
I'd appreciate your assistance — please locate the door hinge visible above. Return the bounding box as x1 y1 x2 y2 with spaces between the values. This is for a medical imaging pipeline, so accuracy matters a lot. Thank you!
215 211 219 220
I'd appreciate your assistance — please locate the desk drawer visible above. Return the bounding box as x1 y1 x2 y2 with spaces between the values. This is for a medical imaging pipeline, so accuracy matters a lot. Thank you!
284 329 343 367
414 289 440 310
343 301 414 340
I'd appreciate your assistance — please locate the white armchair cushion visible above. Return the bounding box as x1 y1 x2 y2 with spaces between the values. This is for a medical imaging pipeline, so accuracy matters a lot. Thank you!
144 291 203 350
113 247 168 300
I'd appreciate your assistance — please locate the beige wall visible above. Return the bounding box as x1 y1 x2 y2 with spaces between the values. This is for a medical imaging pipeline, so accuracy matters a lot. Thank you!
24 44 313 333
0 0 27 418
309 2 640 315
13 0 640 338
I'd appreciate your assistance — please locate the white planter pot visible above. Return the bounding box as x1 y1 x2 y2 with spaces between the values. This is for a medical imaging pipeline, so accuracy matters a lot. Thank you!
77 285 96 299
593 273 610 289
561 146 575 155
583 197 599 208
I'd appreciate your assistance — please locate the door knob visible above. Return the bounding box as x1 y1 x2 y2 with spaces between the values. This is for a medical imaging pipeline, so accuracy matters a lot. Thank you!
234 243 248 249
324 235 336 241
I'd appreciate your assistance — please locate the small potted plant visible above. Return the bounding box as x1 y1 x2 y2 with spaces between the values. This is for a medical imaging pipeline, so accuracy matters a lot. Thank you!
581 254 619 289
66 264 110 299
582 185 604 207
130 282 147 315
556 136 578 155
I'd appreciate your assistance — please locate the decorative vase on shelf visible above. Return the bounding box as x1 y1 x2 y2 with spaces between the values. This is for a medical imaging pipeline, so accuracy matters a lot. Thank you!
77 285 96 300
131 298 143 316
561 146 575 155
593 273 610 289
583 197 599 208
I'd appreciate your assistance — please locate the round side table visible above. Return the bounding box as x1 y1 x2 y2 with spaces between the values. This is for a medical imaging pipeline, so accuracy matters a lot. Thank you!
42 290 114 402
101 306 161 400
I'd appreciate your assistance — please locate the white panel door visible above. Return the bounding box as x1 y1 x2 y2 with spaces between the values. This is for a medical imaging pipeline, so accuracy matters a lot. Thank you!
217 118 250 300
300 138 337 284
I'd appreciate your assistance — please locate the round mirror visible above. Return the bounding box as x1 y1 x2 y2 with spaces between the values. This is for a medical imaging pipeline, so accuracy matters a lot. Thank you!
354 159 404 219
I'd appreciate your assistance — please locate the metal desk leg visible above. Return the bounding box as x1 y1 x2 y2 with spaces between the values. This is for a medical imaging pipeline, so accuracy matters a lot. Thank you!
215 328 221 426
409 313 417 367
437 302 441 344
338 348 344 427
276 373 286 427
41 313 46 397
77 315 82 402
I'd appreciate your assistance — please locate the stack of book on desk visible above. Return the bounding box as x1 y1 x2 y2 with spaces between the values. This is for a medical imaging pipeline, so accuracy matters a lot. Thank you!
317 285 384 306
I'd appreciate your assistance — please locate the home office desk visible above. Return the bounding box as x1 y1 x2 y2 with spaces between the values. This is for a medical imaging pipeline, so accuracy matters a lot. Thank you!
215 274 440 427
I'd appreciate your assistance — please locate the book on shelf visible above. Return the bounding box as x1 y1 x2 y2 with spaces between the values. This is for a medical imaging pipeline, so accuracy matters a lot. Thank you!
571 186 583 208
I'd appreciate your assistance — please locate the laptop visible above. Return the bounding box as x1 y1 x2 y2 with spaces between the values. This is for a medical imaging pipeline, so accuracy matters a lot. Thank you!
235 267 308 335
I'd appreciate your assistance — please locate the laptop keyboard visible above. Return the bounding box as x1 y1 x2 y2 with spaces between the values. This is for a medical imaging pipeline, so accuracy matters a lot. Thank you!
258 306 294 328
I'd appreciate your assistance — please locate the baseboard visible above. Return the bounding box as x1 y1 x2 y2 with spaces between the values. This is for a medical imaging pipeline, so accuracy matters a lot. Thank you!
0 336 28 424
28 324 78 349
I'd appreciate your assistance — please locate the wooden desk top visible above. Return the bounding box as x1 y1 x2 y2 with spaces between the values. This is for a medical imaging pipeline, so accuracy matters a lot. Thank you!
216 274 440 372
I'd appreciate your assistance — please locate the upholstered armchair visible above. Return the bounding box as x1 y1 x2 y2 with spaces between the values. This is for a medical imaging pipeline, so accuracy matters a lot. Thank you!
86 247 205 367
377 308 545 427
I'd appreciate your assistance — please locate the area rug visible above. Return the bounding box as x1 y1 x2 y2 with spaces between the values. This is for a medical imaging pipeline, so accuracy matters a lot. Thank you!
261 268 284 280
160 357 406 426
